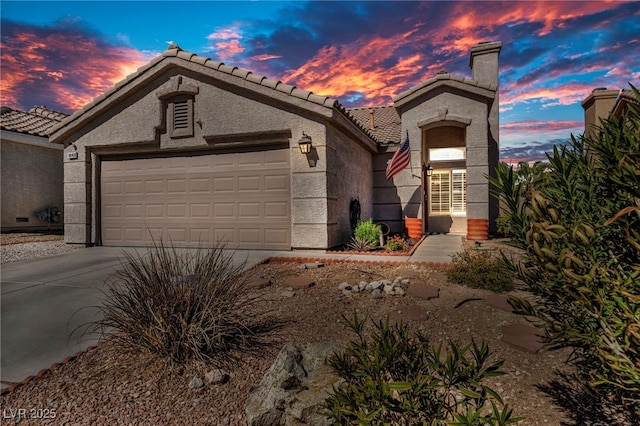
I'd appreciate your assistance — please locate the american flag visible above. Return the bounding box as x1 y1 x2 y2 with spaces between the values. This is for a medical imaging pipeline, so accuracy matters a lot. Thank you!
386 133 411 180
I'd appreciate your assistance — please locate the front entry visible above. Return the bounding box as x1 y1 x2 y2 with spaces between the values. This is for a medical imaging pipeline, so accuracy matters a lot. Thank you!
424 168 467 234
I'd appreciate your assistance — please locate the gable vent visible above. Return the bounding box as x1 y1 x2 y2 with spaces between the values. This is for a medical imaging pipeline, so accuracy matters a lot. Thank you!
173 101 189 130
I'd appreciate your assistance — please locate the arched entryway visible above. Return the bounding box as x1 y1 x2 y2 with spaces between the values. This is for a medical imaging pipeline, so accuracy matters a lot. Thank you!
422 124 467 234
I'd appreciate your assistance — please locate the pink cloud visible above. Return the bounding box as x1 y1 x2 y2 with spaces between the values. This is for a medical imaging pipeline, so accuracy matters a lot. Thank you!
1 25 148 112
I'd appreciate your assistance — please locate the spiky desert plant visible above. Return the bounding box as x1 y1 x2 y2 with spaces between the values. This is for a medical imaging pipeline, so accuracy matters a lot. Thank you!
93 240 261 364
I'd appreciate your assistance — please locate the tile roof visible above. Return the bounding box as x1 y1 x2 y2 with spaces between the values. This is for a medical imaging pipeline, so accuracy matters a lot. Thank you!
0 106 68 137
346 106 401 144
50 44 382 145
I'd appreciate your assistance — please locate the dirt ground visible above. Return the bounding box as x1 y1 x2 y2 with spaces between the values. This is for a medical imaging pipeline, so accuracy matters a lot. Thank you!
1 236 636 425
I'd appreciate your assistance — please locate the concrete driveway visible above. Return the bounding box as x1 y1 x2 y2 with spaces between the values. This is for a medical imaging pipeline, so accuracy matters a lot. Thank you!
0 246 286 390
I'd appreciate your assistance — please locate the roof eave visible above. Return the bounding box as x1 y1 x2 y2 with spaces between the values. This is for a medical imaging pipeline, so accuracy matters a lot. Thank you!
393 75 496 113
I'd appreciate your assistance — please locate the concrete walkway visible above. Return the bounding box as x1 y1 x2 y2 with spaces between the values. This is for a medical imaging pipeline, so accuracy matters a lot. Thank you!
1 234 462 391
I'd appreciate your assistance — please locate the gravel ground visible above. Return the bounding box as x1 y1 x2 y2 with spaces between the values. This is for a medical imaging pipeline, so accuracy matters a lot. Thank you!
1 236 636 425
0 232 81 264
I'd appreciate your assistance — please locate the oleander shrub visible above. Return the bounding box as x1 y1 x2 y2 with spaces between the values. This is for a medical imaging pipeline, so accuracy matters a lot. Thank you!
446 248 515 292
489 85 640 407
354 218 381 247
93 240 261 364
324 311 523 425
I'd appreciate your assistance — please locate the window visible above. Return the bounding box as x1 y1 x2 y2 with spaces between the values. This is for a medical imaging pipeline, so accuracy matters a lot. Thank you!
429 169 466 215
451 169 466 215
430 171 450 214
429 147 466 162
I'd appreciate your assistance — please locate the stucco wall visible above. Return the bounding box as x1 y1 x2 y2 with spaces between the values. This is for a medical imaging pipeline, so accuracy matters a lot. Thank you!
1 132 64 231
394 88 492 231
61 64 336 248
325 125 373 248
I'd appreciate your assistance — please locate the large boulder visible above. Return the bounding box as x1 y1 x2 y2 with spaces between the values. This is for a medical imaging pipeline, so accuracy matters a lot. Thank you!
245 342 344 426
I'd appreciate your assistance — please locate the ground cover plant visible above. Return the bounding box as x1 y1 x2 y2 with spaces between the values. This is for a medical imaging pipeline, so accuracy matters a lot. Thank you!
324 311 523 425
489 86 640 412
91 240 267 365
446 248 515 292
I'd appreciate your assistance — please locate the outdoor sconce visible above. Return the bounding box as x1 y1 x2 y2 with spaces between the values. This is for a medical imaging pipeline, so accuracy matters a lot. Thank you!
298 132 312 154
423 163 434 176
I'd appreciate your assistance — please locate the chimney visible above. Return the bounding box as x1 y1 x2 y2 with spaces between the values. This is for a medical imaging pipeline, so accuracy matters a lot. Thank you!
469 41 501 152
368 108 376 130
469 41 501 87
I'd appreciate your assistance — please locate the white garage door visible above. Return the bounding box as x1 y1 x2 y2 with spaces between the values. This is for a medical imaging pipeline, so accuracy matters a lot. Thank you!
101 147 291 249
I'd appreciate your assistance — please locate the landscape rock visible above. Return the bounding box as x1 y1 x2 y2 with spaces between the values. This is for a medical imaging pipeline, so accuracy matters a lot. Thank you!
188 377 204 390
283 276 316 289
407 282 440 300
338 282 351 291
247 278 271 290
371 289 383 299
366 281 382 291
245 342 344 426
281 290 295 298
205 369 229 385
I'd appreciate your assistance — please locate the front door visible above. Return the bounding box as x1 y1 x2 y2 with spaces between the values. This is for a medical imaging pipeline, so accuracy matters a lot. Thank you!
424 169 467 234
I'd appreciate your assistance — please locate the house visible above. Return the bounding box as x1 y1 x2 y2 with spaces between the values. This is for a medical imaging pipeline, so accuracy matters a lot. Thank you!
1 106 68 231
582 87 638 137
49 41 501 249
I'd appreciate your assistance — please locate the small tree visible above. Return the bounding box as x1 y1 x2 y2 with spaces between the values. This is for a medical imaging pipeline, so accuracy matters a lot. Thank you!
489 86 640 408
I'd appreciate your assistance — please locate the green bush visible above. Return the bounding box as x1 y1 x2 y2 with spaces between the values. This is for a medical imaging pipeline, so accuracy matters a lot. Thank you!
446 248 515 292
324 312 523 425
354 218 381 247
93 240 261 364
489 85 640 406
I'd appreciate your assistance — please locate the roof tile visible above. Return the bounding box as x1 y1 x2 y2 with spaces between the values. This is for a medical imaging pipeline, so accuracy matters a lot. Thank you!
218 64 237 74
275 82 295 95
346 106 401 144
1 106 68 136
291 88 312 100
261 78 280 89
246 73 265 84
232 68 252 79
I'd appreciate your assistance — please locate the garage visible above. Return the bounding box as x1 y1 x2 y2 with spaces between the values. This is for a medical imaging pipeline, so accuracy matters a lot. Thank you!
100 146 291 249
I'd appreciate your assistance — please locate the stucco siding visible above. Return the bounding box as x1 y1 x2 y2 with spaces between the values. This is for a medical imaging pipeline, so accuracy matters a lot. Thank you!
1 135 64 231
325 125 373 248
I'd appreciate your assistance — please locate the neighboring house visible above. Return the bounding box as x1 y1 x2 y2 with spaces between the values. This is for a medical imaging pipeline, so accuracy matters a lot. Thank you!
582 87 638 137
1 106 67 231
49 41 501 249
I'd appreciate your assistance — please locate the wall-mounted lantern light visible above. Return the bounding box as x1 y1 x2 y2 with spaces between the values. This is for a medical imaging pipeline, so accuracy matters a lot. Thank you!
423 163 434 177
298 132 312 154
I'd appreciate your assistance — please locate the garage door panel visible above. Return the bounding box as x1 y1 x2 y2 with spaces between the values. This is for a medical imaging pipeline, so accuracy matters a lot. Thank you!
238 176 261 191
213 177 235 192
101 149 290 249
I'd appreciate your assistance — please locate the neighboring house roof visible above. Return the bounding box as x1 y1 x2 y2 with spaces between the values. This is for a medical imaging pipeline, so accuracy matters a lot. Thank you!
49 44 380 147
346 106 401 144
0 106 68 137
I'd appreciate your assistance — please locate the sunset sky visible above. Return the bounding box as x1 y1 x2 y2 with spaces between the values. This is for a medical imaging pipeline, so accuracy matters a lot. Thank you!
1 1 638 162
